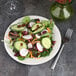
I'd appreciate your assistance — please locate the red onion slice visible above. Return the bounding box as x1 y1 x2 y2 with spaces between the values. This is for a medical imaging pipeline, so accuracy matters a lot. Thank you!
23 35 33 40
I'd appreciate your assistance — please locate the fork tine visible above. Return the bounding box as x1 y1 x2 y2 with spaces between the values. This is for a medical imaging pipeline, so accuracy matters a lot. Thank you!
65 28 73 39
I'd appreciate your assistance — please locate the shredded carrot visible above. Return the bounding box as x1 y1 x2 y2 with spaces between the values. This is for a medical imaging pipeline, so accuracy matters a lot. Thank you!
29 51 33 58
29 51 40 59
18 38 24 41
32 41 40 45
31 41 34 44
31 38 37 44
35 41 40 43
27 40 31 43
47 28 51 33
32 38 37 42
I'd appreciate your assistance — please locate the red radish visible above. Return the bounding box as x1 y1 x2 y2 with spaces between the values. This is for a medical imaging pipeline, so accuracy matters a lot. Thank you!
36 43 43 52
35 34 41 39
29 22 35 28
22 31 28 35
23 35 33 40
41 30 48 35
20 48 28 57
28 40 31 43
28 43 33 49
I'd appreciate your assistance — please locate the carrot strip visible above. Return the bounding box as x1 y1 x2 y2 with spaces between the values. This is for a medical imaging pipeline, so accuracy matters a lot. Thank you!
18 38 24 41
31 38 37 44
35 41 40 43
47 28 51 33
29 51 40 59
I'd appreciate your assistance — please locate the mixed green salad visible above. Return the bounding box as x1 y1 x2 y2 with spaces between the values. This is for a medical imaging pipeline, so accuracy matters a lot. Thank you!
7 16 56 60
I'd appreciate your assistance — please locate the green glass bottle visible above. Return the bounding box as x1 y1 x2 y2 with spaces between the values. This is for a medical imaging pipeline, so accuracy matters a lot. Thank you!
50 0 73 20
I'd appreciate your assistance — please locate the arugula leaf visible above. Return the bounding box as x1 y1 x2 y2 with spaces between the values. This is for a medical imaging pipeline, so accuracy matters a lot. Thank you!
18 56 25 60
22 16 30 24
40 48 52 57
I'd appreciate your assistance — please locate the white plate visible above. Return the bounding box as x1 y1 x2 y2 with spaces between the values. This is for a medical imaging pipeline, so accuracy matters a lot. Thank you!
4 15 61 65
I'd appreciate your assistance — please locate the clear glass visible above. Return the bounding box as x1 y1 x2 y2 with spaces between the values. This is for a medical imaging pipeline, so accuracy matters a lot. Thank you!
50 2 73 20
2 0 23 15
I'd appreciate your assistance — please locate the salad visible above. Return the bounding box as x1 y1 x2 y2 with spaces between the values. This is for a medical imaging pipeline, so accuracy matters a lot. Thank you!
7 16 55 60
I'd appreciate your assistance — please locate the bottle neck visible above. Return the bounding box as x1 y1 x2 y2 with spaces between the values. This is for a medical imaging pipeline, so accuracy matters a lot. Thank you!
56 0 72 4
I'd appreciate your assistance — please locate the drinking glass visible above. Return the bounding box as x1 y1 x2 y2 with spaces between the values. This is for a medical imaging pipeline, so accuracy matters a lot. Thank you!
50 0 73 20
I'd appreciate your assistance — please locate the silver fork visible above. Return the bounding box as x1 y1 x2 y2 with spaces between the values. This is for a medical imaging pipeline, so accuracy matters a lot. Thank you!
51 28 73 70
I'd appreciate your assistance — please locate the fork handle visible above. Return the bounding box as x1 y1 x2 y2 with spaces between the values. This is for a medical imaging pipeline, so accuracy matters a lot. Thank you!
51 44 65 70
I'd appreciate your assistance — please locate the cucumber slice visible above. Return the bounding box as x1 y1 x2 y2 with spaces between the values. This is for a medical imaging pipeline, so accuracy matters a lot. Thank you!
32 23 42 31
41 37 51 49
23 35 33 40
14 41 27 51
11 24 25 32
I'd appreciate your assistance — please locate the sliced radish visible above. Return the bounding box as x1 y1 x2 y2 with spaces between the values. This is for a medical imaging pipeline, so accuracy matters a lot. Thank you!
20 48 28 57
35 34 41 39
41 29 48 35
23 35 33 40
36 43 43 52
22 31 28 35
29 22 35 27
28 43 33 49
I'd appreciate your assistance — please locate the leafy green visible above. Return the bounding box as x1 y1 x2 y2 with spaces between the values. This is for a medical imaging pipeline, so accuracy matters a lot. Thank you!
41 33 52 38
32 50 39 57
18 56 25 60
40 48 52 57
49 21 54 29
10 45 13 49
13 49 18 53
41 20 54 30
41 20 50 26
25 53 30 58
22 16 30 24
19 32 22 37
